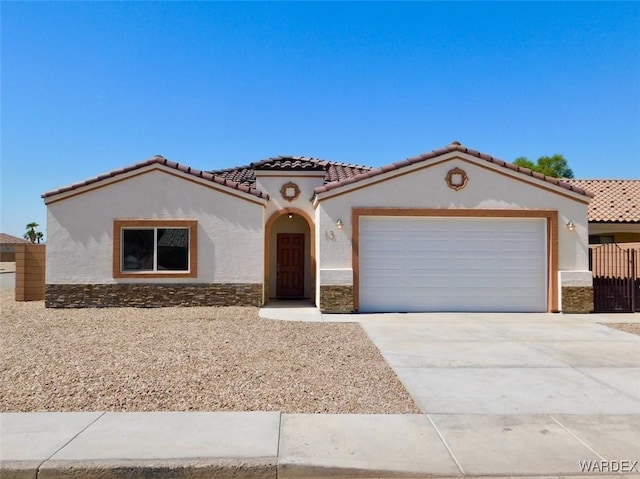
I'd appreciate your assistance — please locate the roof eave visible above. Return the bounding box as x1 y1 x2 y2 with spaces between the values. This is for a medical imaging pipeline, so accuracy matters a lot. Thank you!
314 146 592 203
589 220 640 224
42 157 270 205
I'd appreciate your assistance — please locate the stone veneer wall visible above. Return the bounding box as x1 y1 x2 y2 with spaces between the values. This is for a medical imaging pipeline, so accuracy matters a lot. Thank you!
45 283 263 308
561 286 594 313
319 285 354 313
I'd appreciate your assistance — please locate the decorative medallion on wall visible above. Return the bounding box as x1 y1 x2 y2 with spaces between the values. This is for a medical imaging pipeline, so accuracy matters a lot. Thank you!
280 182 301 202
446 167 468 191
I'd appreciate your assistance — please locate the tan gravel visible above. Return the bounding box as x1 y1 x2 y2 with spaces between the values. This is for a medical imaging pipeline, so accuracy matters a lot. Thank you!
0 290 419 413
600 322 640 336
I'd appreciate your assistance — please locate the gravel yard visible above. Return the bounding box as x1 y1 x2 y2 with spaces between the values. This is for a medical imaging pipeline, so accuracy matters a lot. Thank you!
0 290 419 413
601 322 640 336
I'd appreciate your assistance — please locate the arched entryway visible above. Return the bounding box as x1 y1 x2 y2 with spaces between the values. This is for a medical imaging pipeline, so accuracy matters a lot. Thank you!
265 209 315 302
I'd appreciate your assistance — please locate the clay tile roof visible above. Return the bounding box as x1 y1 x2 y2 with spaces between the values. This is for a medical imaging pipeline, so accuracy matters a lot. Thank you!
251 156 327 171
325 162 372 183
208 165 255 186
0 233 30 245
313 142 594 198
42 156 269 201
563 179 640 223
208 157 373 186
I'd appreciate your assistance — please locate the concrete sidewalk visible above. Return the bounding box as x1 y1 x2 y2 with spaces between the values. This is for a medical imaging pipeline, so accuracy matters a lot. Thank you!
259 303 640 324
3 311 639 478
3 411 639 478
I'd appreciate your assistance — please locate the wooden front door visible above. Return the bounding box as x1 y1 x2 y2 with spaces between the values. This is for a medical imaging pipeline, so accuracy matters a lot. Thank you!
277 233 305 298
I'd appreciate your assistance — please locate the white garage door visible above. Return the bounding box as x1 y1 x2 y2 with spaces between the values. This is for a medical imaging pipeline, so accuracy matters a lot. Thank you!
359 216 547 312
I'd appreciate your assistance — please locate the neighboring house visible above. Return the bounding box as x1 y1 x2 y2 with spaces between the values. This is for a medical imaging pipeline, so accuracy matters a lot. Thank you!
563 180 640 244
0 233 30 262
42 142 595 313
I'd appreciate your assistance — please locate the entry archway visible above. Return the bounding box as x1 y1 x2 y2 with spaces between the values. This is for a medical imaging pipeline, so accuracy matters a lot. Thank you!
265 209 316 302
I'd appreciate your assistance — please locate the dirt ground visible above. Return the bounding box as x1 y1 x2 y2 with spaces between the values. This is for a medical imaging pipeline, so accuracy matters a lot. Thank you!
0 290 419 413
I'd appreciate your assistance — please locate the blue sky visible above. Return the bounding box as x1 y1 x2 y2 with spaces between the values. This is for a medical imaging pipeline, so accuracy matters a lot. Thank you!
2 1 639 239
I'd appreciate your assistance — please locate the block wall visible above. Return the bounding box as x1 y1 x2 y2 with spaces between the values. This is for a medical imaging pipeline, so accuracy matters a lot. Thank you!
15 244 46 301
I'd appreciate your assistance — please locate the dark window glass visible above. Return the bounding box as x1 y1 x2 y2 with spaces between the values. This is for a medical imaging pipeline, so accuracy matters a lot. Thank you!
157 229 189 271
122 229 154 271
589 235 615 245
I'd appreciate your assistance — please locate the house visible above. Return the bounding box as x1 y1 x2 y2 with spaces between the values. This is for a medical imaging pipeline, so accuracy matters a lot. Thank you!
0 233 30 262
563 180 640 244
42 142 595 313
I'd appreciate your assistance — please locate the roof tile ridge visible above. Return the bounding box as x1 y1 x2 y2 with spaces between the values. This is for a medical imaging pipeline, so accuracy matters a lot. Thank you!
42 155 164 198
249 158 273 168
325 159 374 170
315 142 594 198
207 164 253 174
309 158 331 170
250 156 300 168
314 166 385 193
565 178 640 182
201 168 267 199
134 156 271 199
250 155 329 172
42 155 269 200
444 147 596 198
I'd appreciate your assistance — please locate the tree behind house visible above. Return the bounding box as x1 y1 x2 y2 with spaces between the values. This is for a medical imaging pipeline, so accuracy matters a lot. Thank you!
24 222 42 243
514 154 574 179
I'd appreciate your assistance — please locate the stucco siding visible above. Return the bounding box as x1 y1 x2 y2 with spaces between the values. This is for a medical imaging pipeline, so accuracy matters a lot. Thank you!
257 174 324 220
46 169 264 284
315 156 590 299
588 223 640 243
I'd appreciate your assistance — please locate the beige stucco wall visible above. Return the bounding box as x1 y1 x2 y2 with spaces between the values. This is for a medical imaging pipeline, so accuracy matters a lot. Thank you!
588 223 640 243
315 154 591 306
256 173 325 220
46 168 265 284
257 173 323 300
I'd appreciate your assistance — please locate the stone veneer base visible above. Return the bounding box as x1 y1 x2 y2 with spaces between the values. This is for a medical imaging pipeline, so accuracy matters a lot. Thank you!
319 285 354 313
561 286 594 313
45 283 263 308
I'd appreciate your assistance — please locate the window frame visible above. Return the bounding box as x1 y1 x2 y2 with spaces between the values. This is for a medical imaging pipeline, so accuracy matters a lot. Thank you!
113 219 198 278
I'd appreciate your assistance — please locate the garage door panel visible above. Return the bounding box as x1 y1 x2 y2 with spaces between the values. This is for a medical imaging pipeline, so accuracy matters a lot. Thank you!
359 217 547 313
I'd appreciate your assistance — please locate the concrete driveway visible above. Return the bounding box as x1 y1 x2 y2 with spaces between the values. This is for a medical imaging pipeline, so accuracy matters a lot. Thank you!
4 310 640 477
358 312 640 474
359 312 640 415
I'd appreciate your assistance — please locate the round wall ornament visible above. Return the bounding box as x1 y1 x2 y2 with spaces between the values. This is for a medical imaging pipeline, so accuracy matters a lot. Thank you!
280 182 301 202
446 167 468 191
